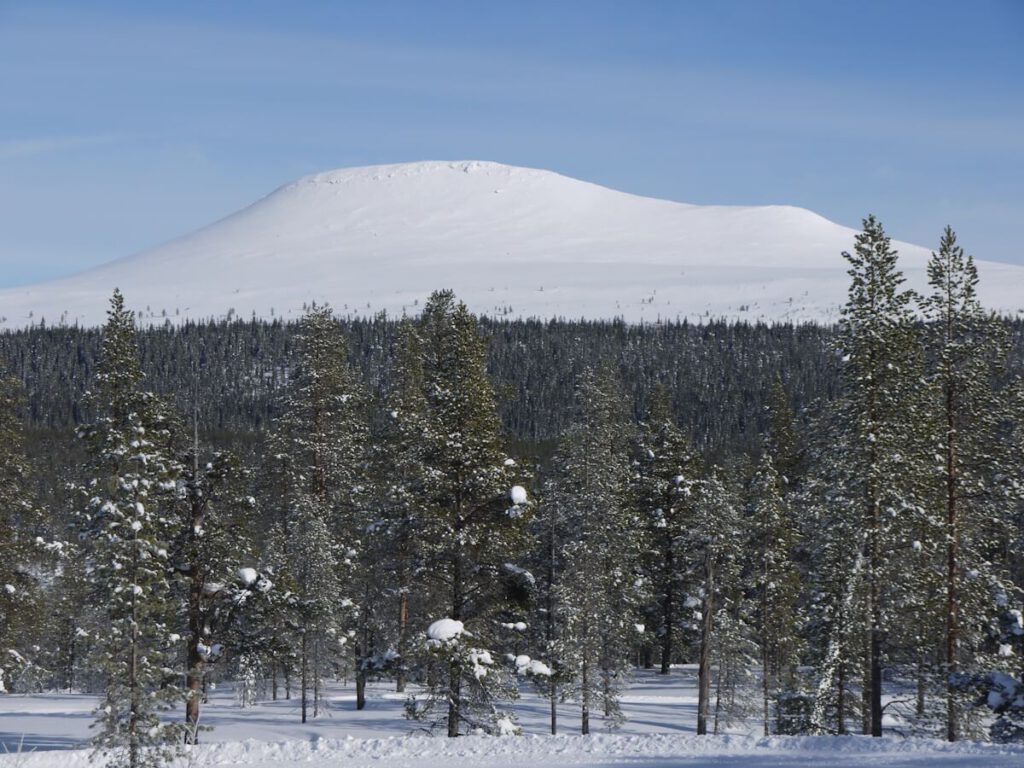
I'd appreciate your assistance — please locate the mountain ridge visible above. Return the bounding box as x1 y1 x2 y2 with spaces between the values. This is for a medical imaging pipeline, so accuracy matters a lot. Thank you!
1 160 1022 328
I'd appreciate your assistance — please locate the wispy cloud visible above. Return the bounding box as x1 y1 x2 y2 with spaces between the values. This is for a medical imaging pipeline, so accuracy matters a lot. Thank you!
0 135 117 161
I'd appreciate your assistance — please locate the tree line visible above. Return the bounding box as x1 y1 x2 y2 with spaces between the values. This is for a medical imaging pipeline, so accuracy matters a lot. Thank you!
1 219 1023 768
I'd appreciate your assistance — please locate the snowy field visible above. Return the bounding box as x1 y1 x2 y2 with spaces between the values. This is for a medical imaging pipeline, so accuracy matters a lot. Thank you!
2 669 1022 767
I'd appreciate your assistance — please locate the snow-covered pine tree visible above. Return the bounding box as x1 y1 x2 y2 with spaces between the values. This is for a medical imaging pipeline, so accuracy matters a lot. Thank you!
801 412 869 735
78 290 186 768
171 445 260 742
0 371 45 694
749 451 802 734
362 318 434 697
265 305 367 722
921 226 1022 741
688 471 746 735
835 216 924 736
633 385 703 676
547 368 639 734
406 290 528 737
526 474 568 735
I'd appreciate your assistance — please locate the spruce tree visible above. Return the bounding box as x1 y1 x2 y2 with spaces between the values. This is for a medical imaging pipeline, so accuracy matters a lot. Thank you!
78 290 185 768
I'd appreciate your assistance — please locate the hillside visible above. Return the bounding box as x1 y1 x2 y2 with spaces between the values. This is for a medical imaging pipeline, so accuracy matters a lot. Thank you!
2 160 1022 328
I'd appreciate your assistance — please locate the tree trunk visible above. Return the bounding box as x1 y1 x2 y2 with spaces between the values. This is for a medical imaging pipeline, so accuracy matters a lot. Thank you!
713 657 723 735
447 664 461 737
762 648 771 736
916 654 926 719
697 548 714 736
550 680 558 735
356 669 367 711
185 572 205 743
129 588 140 768
868 622 884 737
837 659 847 735
581 655 590 735
300 632 308 723
447 513 464 738
396 591 409 693
313 639 321 718
661 548 674 674
945 379 959 742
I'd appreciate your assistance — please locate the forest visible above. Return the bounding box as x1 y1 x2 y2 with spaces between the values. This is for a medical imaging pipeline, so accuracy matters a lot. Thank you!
1 219 1023 768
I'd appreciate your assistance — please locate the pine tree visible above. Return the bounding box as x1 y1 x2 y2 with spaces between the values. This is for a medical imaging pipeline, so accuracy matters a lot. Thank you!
921 226 1021 741
171 445 259 742
364 318 434 696
835 216 923 736
689 471 745 735
547 369 639 733
749 451 802 734
634 386 703 676
0 372 45 693
265 305 367 722
406 290 528 737
78 290 185 768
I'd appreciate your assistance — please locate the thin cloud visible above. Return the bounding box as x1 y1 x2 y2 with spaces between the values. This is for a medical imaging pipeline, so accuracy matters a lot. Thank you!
0 135 117 161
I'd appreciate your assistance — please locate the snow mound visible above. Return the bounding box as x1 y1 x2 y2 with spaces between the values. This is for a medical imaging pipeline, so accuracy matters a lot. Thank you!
426 618 464 642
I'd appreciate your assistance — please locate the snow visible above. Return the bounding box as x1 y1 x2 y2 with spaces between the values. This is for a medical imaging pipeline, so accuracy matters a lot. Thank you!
2 672 1024 767
3 160 1023 330
425 618 464 642
236 567 259 586
513 654 553 677
510 485 528 505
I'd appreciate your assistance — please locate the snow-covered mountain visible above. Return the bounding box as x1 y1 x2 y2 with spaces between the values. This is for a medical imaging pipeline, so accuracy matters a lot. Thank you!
2 160 1022 328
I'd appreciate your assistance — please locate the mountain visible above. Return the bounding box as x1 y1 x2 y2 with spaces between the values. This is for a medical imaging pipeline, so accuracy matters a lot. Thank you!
2 160 1022 328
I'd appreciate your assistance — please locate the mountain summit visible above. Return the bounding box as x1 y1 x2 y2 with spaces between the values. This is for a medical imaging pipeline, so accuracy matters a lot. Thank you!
2 160 1022 327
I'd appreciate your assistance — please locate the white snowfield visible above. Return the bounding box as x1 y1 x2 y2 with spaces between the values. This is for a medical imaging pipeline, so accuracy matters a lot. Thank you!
2 671 1023 767
3 160 1023 330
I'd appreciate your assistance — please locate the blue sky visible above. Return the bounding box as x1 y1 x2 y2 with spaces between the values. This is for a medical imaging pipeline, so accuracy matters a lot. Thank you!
1 0 1021 286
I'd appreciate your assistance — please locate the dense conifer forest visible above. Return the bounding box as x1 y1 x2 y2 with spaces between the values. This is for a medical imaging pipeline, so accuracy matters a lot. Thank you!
1 223 1023 766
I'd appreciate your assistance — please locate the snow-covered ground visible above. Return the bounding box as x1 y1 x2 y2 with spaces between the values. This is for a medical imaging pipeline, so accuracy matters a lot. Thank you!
3 160 1024 329
2 669 1022 767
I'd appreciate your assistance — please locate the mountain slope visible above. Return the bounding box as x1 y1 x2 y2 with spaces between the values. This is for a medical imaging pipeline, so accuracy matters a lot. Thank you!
1 160 1021 328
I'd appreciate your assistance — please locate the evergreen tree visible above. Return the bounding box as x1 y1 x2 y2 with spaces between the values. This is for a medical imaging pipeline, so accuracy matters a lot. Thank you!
364 318 434 696
547 369 639 733
749 451 802 734
921 226 1021 740
406 290 528 737
78 290 185 768
634 386 703 676
171 445 260 741
264 305 367 722
689 471 745 735
0 372 45 693
834 216 923 736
